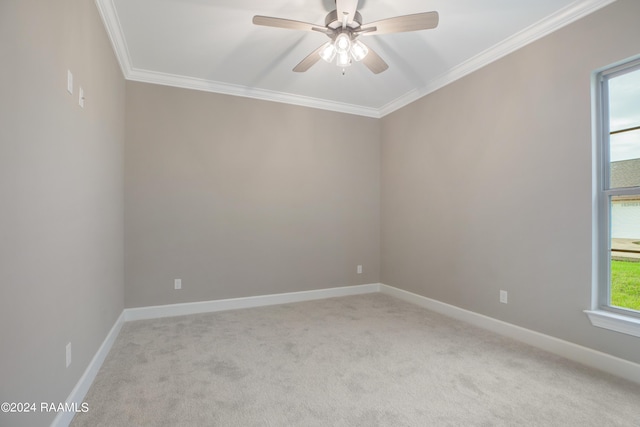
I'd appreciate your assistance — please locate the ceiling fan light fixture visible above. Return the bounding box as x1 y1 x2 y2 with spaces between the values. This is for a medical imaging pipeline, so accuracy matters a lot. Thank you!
350 39 368 62
254 6 439 74
319 42 337 62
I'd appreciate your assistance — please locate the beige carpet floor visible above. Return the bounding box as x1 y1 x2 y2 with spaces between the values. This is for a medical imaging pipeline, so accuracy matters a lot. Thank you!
71 293 640 426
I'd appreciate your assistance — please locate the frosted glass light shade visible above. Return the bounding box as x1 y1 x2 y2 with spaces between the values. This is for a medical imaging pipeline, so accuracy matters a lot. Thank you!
336 51 351 67
319 42 336 62
350 40 368 62
334 33 351 54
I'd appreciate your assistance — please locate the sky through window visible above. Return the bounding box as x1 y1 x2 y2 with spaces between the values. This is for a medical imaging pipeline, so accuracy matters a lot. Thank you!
609 67 640 162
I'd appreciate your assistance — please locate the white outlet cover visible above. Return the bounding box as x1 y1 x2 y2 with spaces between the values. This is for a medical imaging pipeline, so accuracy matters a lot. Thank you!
500 290 508 304
174 279 182 290
66 342 72 367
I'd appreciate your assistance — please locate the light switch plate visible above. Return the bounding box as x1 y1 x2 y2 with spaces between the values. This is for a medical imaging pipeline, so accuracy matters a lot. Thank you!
67 70 73 94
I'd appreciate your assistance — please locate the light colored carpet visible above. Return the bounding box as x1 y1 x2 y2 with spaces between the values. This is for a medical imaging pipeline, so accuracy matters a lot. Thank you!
71 293 640 426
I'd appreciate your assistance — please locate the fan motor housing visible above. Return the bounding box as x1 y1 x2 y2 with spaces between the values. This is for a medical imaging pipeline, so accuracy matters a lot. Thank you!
325 10 362 29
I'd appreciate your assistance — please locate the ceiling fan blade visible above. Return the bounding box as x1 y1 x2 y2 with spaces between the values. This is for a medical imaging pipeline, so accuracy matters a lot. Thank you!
253 15 318 32
362 46 389 74
362 11 439 35
336 0 359 27
293 44 326 72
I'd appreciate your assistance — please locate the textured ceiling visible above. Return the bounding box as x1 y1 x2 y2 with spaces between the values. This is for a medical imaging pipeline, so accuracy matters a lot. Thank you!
96 0 615 117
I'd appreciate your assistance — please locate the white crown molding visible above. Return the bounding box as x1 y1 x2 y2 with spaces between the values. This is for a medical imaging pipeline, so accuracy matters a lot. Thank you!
378 0 619 117
96 0 616 118
94 0 133 78
126 68 382 118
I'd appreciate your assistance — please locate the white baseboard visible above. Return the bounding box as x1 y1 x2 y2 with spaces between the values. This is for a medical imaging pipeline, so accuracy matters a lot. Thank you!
55 281 640 427
52 311 126 427
52 284 380 426
123 283 381 321
379 284 640 384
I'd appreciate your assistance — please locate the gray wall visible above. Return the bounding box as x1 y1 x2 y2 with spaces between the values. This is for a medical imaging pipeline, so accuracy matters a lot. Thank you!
125 82 381 308
3 2 640 425
381 0 640 364
0 1 125 426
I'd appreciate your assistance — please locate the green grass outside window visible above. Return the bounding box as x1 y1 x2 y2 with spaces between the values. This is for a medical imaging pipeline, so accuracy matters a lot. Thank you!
611 260 640 311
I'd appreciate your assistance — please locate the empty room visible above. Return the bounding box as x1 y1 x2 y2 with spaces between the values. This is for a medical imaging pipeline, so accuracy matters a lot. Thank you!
2 0 640 426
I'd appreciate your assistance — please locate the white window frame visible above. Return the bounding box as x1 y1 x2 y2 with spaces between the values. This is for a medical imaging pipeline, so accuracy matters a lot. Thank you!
585 57 640 338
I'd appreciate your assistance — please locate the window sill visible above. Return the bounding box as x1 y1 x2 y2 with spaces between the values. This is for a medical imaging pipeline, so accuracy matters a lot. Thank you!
584 309 640 338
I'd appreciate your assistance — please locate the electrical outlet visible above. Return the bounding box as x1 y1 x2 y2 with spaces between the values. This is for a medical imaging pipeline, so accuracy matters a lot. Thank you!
66 342 72 368
500 290 508 304
357 265 362 274
174 279 182 290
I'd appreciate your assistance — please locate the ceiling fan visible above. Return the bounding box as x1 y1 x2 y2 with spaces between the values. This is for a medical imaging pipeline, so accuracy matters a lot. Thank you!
252 0 439 74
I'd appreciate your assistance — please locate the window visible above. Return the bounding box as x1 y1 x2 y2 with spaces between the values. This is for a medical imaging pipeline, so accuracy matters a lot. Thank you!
586 58 640 337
